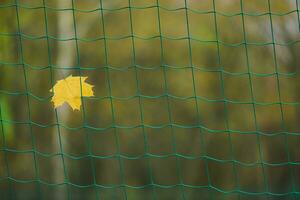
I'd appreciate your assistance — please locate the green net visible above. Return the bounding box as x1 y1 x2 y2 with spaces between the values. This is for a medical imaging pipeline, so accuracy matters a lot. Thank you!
1 0 300 199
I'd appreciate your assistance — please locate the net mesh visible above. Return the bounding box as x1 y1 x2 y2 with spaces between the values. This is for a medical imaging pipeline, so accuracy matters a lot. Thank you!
0 0 300 199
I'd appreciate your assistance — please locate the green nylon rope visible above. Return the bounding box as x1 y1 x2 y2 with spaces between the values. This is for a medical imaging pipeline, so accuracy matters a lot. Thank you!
1 0 300 199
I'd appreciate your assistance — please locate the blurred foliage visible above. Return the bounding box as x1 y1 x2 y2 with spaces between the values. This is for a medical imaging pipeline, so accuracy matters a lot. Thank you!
0 0 300 199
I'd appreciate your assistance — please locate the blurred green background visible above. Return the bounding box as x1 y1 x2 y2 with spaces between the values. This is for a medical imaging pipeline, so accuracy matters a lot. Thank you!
1 0 300 199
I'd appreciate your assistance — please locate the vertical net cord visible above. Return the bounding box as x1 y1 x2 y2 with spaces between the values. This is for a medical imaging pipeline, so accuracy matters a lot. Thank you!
98 2 118 199
154 1 166 199
0 103 13 198
127 1 158 199
99 0 128 199
239 0 269 198
211 1 241 198
182 0 213 199
165 2 186 199
182 1 214 199
296 0 300 32
14 0 42 198
41 1 71 199
49 1 73 199
70 1 100 199
152 2 187 199
267 0 296 198
155 1 190 199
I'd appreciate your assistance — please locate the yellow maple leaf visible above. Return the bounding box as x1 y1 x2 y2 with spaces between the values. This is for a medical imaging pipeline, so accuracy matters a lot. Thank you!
50 75 94 111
